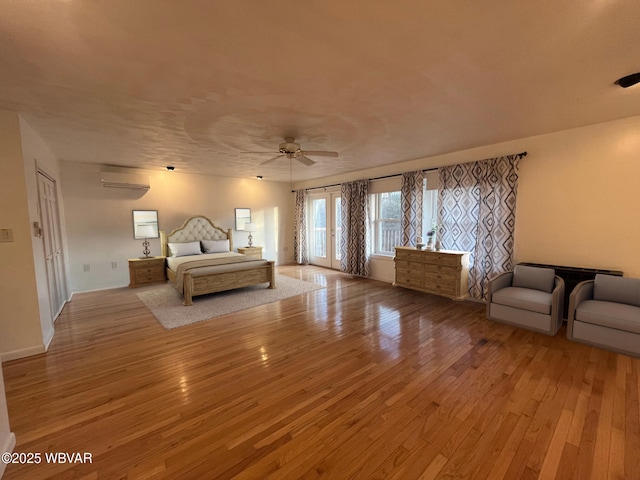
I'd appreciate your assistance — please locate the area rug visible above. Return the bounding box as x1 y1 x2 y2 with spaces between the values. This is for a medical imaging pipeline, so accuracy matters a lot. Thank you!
136 274 325 329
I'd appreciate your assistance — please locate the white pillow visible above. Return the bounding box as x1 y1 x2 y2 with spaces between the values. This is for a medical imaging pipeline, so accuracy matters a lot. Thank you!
168 241 202 257
201 239 230 254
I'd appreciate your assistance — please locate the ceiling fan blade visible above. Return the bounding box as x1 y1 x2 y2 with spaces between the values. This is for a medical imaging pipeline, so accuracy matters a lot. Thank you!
240 151 279 154
297 155 316 166
260 155 284 165
300 150 339 157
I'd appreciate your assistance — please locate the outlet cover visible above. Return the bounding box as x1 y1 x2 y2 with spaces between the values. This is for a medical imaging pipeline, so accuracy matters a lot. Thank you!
0 229 13 243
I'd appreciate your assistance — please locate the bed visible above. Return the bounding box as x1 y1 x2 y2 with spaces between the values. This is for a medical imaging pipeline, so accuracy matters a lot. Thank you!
160 215 275 305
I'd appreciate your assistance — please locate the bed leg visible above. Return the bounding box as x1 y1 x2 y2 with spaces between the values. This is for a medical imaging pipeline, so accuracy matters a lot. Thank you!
183 274 194 306
268 261 276 289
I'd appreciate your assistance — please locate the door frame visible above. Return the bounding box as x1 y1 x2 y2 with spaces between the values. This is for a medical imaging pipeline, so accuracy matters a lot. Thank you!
37 169 67 322
308 189 341 269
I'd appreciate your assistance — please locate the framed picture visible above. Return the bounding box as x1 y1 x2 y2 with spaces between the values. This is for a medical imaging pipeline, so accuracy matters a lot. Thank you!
132 210 159 239
235 208 251 230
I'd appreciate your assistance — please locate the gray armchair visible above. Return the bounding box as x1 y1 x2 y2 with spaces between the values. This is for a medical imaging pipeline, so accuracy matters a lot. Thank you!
486 265 565 336
567 274 640 357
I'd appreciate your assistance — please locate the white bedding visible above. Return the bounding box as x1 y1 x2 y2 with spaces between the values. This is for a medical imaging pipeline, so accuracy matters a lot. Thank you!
166 251 243 272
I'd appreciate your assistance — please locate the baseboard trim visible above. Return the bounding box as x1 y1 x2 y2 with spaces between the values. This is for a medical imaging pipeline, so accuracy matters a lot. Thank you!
0 432 16 478
1 345 45 362
43 328 55 351
72 284 129 294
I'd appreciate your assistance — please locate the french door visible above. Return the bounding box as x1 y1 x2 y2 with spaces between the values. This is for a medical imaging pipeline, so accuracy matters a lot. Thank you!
308 191 341 269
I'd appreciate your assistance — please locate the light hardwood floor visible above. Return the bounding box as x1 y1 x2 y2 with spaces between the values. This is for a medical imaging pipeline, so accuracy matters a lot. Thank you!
2 266 639 479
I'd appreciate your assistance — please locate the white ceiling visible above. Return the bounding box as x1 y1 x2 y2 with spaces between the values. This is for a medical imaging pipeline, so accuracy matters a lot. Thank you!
1 0 639 183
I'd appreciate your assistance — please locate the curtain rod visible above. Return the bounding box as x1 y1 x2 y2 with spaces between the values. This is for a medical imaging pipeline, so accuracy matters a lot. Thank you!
295 151 527 193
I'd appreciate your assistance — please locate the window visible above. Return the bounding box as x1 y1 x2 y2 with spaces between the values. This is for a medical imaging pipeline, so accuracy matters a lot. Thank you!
423 189 438 236
334 197 342 260
311 197 327 258
369 181 439 256
371 191 401 255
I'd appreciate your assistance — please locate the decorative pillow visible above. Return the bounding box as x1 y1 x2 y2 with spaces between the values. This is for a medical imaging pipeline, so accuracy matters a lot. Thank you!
168 241 202 257
594 274 640 307
512 265 555 293
201 239 230 254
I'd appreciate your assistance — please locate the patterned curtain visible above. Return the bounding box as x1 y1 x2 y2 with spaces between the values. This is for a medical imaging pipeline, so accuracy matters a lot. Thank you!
293 189 308 265
400 171 424 246
438 155 520 299
340 180 370 276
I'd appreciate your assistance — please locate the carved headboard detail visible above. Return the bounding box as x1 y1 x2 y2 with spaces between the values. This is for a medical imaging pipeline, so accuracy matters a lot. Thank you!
160 215 233 256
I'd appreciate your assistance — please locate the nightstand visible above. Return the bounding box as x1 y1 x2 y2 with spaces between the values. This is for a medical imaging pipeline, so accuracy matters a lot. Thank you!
128 256 166 288
237 246 263 259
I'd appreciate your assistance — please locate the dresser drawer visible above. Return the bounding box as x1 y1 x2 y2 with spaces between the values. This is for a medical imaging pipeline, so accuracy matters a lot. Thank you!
135 259 161 267
395 259 423 272
395 272 423 288
424 282 459 296
135 267 164 280
396 267 422 278
422 277 460 292
423 264 459 276
135 265 164 274
395 250 426 263
423 273 457 288
136 273 165 284
238 246 263 259
423 253 462 267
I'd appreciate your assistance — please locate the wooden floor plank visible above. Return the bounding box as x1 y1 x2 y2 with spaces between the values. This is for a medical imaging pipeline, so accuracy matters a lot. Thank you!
2 265 640 480
624 363 640 480
537 408 573 479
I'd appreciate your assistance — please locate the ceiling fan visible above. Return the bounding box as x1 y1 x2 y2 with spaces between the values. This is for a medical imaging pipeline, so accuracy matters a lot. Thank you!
242 137 338 166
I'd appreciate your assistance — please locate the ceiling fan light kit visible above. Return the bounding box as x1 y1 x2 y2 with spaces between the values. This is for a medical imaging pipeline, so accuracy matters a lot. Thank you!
278 138 300 154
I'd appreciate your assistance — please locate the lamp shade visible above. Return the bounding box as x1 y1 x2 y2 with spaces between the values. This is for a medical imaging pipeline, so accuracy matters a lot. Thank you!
244 222 257 232
136 224 156 238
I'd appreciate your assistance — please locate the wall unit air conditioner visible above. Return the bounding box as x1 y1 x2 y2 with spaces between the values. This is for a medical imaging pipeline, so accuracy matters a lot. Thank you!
100 171 150 190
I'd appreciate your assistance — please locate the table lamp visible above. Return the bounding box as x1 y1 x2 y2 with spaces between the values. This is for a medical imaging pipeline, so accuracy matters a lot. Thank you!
244 222 257 247
136 224 156 258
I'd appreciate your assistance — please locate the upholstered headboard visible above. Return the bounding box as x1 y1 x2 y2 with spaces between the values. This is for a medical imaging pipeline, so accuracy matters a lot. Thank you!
160 215 233 257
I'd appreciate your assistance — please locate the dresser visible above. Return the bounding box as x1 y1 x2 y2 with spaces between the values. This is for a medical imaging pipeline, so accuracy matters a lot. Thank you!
394 247 470 300
237 246 263 259
128 256 167 288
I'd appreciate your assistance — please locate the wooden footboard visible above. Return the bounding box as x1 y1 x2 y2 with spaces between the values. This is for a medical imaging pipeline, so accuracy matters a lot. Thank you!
178 260 275 306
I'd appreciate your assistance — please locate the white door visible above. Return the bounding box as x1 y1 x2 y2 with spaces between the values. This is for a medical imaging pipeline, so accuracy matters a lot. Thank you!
308 191 341 269
38 171 67 320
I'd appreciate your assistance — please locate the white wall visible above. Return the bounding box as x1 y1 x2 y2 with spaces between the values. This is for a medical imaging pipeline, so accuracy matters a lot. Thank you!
296 115 640 283
0 111 45 361
515 117 640 273
19 117 71 350
61 162 295 292
0 363 16 479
